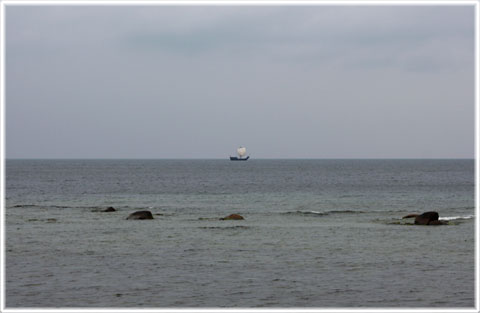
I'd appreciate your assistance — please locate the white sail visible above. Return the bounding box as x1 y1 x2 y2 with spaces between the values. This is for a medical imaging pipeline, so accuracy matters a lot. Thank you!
237 147 246 157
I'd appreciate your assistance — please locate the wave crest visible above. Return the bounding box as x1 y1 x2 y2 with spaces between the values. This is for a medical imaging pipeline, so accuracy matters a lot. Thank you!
439 215 474 221
282 209 365 216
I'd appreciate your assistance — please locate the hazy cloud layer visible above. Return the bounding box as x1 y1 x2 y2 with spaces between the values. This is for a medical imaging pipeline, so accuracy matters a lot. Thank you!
6 5 475 158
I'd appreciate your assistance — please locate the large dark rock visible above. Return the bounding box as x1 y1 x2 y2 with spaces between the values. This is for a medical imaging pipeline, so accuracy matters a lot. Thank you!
414 211 445 225
402 211 447 225
220 214 244 220
126 210 154 220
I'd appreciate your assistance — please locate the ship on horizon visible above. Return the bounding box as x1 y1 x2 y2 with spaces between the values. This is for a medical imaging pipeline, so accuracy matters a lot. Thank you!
230 147 249 161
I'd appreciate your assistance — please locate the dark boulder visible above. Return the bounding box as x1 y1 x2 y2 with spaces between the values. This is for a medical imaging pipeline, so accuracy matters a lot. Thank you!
402 211 447 225
414 211 439 225
126 210 154 220
220 214 244 220
415 211 449 225
102 207 116 212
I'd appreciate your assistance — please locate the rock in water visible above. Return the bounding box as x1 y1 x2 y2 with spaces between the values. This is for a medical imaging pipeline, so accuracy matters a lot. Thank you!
427 220 447 225
103 207 116 212
414 211 441 225
220 214 244 220
126 211 154 220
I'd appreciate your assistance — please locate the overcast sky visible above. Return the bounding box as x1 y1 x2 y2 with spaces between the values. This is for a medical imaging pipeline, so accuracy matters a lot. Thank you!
5 4 475 158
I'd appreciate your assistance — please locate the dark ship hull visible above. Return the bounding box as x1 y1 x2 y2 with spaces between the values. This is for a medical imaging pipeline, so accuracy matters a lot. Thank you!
230 156 250 161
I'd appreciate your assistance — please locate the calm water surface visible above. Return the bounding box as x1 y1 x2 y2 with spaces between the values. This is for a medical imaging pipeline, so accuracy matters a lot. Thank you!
5 159 475 307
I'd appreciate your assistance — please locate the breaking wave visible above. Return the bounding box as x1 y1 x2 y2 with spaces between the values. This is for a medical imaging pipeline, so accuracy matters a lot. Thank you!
282 209 365 216
439 215 475 221
199 226 251 230
12 204 70 209
10 204 165 211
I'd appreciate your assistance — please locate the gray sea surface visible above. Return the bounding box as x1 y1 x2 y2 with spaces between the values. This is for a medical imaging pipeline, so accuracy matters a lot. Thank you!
5 159 475 307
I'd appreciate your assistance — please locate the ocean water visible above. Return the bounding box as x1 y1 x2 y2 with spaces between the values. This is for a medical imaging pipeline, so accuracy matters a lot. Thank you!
5 159 475 308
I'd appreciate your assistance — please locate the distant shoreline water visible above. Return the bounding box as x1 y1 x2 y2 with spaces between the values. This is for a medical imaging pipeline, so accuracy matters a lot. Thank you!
5 159 475 307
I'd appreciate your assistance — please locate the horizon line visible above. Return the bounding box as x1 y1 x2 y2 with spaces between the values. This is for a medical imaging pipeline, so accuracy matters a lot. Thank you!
4 157 476 160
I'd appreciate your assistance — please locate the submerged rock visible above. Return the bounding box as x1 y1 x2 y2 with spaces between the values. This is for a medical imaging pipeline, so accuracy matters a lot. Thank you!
220 214 244 220
427 219 448 225
91 207 115 213
126 210 154 220
102 207 116 212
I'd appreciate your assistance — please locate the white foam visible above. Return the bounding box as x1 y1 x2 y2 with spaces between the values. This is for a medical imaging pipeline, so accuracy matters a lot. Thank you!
439 215 475 221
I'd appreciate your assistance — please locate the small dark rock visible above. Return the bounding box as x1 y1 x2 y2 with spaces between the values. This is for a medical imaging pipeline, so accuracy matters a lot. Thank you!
220 214 244 220
126 210 154 220
102 207 116 212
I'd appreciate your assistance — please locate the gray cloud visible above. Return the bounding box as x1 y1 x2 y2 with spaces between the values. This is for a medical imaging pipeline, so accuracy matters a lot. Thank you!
5 5 475 158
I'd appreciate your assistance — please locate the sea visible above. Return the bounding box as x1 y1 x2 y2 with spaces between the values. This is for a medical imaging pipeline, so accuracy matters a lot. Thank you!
4 159 476 308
